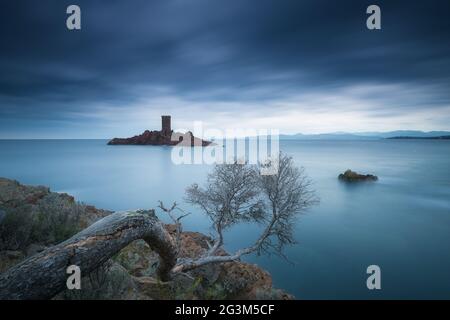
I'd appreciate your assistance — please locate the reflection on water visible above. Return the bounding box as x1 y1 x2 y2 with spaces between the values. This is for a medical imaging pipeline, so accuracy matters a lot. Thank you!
0 139 449 299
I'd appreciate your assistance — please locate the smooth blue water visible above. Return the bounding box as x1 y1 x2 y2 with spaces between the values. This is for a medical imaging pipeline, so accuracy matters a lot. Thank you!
1 139 449 299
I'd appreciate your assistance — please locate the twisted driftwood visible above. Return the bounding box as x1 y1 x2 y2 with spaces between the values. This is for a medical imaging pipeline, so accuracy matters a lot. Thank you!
0 210 177 300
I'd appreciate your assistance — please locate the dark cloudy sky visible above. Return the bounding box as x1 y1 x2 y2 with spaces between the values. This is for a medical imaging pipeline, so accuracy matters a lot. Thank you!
1 0 449 138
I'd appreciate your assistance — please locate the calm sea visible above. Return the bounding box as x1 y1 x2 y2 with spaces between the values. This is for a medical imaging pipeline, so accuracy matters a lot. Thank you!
1 139 449 299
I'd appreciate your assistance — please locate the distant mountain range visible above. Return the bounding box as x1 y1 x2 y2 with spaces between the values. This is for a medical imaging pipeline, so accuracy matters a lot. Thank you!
280 131 450 140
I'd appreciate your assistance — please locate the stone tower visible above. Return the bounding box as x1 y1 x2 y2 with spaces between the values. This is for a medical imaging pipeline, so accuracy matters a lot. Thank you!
161 115 171 136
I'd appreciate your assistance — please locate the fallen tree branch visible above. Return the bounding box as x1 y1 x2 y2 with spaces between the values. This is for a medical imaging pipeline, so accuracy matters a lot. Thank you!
0 210 177 300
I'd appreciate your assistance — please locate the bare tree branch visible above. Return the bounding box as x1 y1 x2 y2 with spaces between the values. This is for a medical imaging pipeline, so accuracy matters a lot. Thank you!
174 154 318 273
157 201 191 257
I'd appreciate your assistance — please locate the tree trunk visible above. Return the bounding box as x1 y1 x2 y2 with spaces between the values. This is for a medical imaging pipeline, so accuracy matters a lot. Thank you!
0 210 177 300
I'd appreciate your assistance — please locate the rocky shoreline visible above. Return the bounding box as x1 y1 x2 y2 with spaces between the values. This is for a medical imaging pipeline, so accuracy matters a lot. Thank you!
0 178 293 300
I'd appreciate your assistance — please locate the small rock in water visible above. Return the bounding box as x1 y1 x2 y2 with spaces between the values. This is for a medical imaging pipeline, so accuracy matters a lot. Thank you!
338 169 378 182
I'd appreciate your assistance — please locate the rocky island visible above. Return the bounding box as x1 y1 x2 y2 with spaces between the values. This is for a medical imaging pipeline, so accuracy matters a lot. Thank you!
0 178 292 300
338 169 378 182
108 116 212 147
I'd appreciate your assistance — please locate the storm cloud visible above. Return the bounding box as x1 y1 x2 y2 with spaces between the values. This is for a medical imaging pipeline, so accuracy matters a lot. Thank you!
0 0 449 138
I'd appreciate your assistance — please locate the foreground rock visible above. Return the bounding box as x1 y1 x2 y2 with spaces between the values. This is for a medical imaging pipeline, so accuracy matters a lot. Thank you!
338 169 378 182
113 229 293 300
0 178 293 300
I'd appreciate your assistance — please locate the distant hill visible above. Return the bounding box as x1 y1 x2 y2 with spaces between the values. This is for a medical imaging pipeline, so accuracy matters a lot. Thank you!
280 133 379 140
387 135 450 140
356 130 450 138
280 131 450 140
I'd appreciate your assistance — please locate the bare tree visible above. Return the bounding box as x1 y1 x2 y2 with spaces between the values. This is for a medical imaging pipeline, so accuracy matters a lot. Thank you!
256 153 318 257
166 152 318 273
